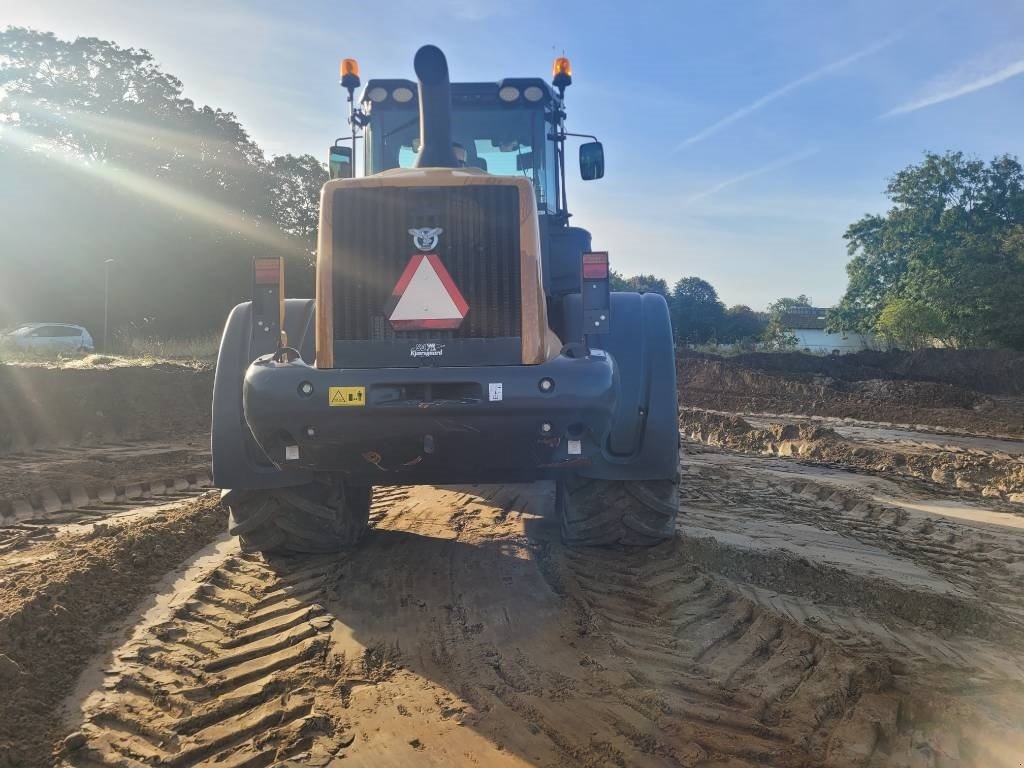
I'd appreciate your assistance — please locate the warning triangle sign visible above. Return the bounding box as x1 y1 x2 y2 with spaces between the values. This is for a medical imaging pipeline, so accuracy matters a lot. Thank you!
387 254 469 330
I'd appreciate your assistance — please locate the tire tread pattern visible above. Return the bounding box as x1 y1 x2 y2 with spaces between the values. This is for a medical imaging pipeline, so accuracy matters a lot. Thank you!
225 479 371 555
559 475 679 547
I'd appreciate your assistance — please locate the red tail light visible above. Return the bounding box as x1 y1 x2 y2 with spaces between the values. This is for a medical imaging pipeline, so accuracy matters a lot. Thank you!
582 251 609 279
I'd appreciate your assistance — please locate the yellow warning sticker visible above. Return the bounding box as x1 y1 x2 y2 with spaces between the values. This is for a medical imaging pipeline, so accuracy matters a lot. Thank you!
329 386 366 407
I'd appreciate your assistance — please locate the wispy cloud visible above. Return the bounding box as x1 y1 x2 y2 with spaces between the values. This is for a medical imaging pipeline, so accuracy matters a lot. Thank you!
673 37 898 152
882 49 1024 117
683 148 821 205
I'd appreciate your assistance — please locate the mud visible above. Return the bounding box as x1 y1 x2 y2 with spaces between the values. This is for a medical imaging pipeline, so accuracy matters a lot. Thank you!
0 363 214 455
682 408 1024 503
48 476 1024 768
0 436 212 528
0 495 226 767
679 352 1024 436
684 348 1024 396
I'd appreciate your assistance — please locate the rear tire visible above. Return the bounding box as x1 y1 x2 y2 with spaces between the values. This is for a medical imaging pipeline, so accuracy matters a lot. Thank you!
557 475 678 547
224 478 371 555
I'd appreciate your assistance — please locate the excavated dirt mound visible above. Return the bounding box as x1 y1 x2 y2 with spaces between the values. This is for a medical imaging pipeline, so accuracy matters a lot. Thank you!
679 352 1024 436
0 495 226 768
681 409 1024 502
0 363 214 455
687 348 1024 395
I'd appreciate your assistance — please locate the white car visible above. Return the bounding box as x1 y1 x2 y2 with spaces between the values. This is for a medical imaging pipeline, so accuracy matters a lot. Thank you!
1 323 95 355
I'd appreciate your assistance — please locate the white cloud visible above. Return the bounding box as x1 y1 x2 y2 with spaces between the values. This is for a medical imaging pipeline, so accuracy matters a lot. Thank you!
673 36 897 152
883 48 1024 117
682 147 821 205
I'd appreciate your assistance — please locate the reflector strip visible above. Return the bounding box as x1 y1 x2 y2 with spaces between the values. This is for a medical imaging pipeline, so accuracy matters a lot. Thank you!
386 254 469 330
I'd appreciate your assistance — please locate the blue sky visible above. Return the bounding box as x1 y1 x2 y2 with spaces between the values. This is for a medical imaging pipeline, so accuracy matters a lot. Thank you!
4 0 1024 309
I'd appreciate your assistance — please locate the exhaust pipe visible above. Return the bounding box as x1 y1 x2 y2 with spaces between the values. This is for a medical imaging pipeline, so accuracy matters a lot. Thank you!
413 45 457 169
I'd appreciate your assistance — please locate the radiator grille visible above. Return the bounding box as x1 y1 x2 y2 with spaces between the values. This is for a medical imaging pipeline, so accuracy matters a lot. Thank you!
331 185 521 343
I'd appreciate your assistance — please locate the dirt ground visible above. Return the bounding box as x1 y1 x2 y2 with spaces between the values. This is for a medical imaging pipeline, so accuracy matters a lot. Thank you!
679 350 1024 437
1 352 1023 767
0 362 213 455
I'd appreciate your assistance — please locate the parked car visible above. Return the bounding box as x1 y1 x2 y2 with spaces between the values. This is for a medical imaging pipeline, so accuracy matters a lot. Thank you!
0 323 95 355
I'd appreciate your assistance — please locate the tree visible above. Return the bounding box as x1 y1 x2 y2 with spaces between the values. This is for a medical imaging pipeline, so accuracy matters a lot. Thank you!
874 298 946 350
827 152 1024 350
766 295 812 318
670 277 725 344
721 304 766 342
609 270 629 291
622 274 669 296
0 27 326 336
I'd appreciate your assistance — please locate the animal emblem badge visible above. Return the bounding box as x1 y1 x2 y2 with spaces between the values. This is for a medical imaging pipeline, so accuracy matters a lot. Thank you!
408 227 443 252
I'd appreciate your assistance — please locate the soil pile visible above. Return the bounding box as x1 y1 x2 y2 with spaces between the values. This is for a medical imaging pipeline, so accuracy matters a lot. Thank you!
682 408 1024 502
686 348 1024 395
0 363 214 455
0 495 226 767
679 351 1024 435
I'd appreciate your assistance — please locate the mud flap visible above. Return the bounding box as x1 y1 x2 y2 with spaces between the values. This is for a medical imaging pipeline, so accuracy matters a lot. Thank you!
211 299 317 490
562 291 679 481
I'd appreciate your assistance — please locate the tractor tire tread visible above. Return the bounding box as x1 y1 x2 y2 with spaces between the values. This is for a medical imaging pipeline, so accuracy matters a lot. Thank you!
224 481 371 555
558 475 678 548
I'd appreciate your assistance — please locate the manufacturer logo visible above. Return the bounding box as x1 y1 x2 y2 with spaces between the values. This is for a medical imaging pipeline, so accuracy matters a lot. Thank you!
410 342 445 358
408 227 443 251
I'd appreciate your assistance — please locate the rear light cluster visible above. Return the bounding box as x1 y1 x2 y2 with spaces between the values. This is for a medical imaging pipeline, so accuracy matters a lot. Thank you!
582 251 609 279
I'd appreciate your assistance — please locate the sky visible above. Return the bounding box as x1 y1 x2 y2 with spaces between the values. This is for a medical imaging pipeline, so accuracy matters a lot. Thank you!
3 0 1024 310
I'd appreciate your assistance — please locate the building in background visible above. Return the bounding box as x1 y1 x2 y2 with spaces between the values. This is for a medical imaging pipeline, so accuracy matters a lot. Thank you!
780 307 874 354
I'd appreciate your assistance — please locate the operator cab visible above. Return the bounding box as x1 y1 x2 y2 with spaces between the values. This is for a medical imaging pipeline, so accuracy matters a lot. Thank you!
360 79 560 214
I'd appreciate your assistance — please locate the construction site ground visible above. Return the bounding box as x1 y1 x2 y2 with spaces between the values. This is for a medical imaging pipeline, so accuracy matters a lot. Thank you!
1 353 1022 767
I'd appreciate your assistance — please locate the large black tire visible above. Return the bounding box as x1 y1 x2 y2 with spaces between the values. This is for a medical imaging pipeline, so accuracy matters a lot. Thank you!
224 478 372 555
557 475 678 547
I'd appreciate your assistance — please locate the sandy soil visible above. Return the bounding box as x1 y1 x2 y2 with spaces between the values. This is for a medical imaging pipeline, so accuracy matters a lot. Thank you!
0 363 213 455
682 409 1024 503
36 466 1023 768
0 435 210 514
679 352 1024 437
0 495 226 768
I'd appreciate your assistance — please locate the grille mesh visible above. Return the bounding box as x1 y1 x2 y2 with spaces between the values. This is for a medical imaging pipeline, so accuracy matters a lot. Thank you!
331 185 521 341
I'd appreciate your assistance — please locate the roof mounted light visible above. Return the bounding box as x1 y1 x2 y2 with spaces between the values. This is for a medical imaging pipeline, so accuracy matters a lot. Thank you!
498 85 520 102
367 86 388 103
552 56 572 90
340 58 361 90
524 85 544 102
393 86 414 103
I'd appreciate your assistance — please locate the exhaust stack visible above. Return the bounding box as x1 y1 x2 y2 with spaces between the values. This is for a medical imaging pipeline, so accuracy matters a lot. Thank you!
413 45 458 169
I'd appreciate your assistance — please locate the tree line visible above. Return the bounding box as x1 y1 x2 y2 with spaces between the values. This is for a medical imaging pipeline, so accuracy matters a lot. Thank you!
0 27 325 338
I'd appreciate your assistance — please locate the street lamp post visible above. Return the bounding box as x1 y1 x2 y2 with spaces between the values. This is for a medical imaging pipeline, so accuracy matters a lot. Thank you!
103 258 115 352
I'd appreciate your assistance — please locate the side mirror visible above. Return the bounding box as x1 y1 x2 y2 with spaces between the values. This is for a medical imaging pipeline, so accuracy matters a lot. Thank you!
328 145 353 179
579 141 604 180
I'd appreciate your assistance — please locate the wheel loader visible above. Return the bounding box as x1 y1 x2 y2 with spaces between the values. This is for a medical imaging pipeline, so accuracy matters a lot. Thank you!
212 45 678 554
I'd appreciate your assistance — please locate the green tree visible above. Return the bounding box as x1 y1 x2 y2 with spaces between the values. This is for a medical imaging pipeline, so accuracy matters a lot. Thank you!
622 274 669 296
874 298 946 350
670 277 725 343
721 304 766 342
766 294 812 317
827 152 1024 350
0 27 326 336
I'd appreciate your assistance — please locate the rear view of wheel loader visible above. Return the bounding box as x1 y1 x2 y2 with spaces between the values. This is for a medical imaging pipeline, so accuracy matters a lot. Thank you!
211 45 679 554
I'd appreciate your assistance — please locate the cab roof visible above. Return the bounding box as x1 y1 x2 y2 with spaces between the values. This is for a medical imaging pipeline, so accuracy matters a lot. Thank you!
360 78 558 109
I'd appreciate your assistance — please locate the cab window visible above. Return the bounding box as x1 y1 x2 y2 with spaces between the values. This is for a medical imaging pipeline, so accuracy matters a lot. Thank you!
369 107 555 211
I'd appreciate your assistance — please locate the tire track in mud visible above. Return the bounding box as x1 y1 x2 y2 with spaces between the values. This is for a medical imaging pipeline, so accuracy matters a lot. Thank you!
61 490 418 767
63 480 1024 767
63 553 347 767
681 446 1024 638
